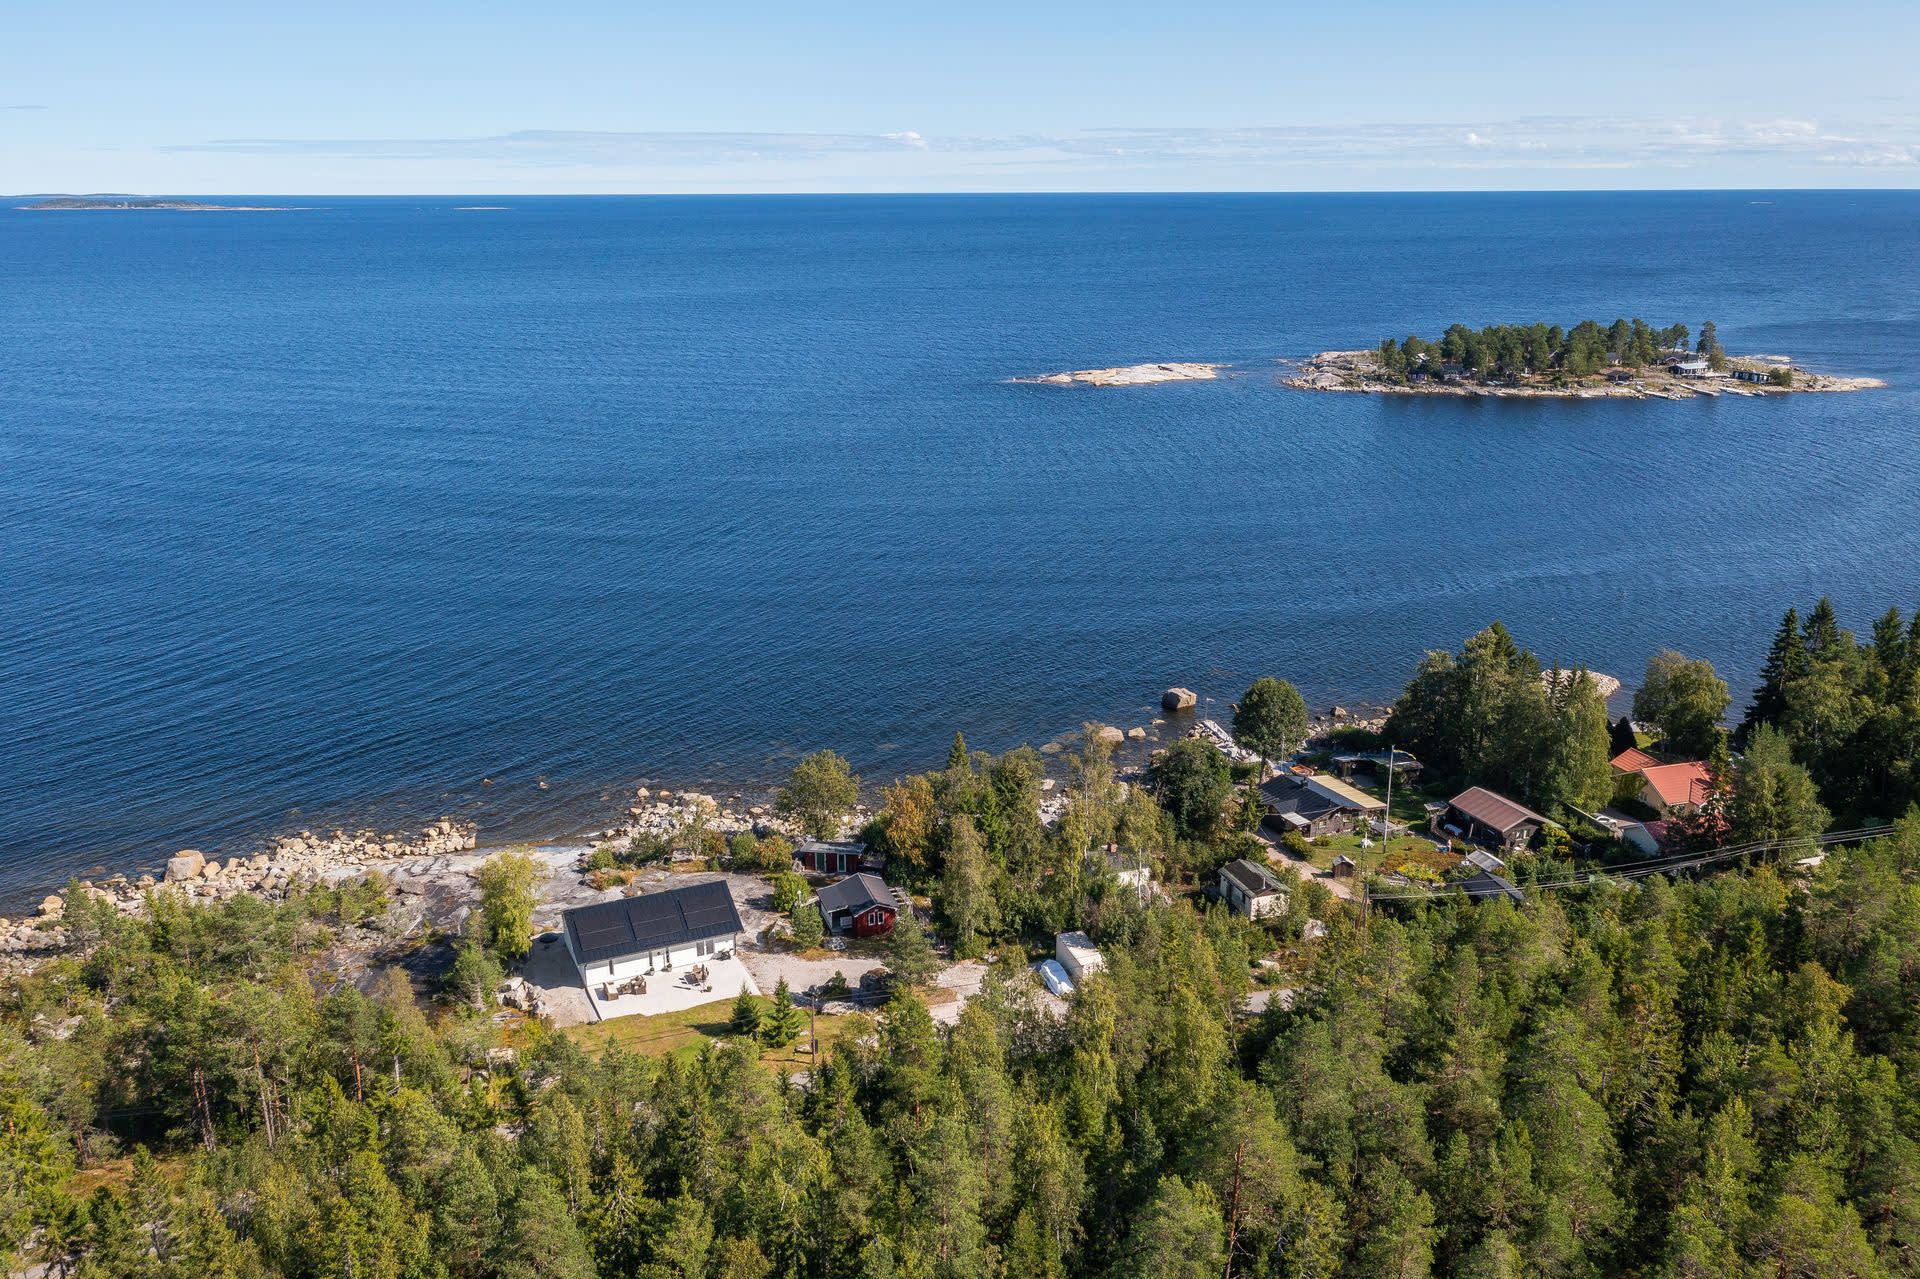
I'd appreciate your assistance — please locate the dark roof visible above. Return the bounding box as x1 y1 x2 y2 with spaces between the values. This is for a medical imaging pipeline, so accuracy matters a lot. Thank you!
1259 775 1342 820
563 881 743 964
816 873 898 918
1457 870 1525 904
795 838 868 858
1220 857 1285 897
1447 787 1547 833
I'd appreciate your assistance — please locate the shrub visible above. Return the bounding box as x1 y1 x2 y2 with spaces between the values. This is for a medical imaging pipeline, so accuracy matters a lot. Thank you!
626 832 672 864
728 832 759 868
771 872 809 914
754 833 795 873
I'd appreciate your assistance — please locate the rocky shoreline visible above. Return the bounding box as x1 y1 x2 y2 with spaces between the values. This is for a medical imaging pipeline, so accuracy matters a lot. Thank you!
0 695 1397 976
1284 349 1884 398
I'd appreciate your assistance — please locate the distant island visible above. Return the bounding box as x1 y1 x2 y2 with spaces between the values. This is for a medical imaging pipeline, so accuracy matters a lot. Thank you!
15 196 292 212
1286 318 1883 398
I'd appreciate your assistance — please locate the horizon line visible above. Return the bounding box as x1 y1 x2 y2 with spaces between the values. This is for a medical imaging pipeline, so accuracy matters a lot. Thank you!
12 185 1920 199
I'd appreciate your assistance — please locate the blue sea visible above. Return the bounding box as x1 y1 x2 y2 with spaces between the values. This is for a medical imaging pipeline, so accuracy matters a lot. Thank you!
2 191 1916 902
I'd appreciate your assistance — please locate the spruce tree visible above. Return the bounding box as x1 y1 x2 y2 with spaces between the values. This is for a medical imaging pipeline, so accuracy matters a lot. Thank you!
789 899 824 950
884 910 942 990
1743 606 1806 736
729 988 762 1038
760 978 805 1049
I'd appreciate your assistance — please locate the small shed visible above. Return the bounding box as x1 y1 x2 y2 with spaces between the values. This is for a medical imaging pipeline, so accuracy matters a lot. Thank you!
1463 848 1506 875
1457 869 1525 904
1055 931 1105 983
795 839 870 876
1329 854 1358 880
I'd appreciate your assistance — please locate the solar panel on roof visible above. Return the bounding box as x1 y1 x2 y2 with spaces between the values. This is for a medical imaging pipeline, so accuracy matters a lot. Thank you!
562 880 745 964
575 917 632 950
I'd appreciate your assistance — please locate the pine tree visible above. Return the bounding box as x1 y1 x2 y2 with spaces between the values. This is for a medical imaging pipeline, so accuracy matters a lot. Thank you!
760 978 805 1049
789 900 824 950
1804 596 1845 659
1116 1176 1225 1279
884 909 942 990
1744 606 1807 736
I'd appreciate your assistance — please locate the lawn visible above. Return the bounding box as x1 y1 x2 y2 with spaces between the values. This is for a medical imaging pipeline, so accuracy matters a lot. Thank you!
1289 832 1451 875
565 997 872 1073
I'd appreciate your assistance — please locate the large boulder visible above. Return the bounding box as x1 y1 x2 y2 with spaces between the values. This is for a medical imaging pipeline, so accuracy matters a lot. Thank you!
1092 725 1125 747
165 850 206 882
1163 687 1198 711
37 895 63 920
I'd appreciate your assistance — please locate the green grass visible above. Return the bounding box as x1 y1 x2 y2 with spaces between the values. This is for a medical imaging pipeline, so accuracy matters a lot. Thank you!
1289 833 1451 875
564 997 872 1072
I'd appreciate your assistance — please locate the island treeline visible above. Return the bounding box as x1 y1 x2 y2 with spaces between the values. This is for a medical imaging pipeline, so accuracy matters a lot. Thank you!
1377 317 1732 380
5 600 1920 1279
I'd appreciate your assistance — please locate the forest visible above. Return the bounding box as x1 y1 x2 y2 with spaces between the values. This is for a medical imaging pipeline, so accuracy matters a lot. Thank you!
3 599 1919 1279
1375 318 1725 380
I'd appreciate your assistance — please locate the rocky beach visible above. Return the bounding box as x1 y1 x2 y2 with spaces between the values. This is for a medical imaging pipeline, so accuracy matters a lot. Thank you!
0 691 1401 976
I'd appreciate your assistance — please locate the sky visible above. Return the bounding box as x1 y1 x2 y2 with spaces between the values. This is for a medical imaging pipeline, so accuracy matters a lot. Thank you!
5 0 1919 194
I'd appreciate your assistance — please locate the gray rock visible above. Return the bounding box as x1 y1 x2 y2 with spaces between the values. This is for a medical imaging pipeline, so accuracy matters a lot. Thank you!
165 850 206 882
1163 687 1198 711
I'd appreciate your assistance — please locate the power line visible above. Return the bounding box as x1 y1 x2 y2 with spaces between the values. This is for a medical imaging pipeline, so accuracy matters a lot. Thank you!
1365 825 1896 902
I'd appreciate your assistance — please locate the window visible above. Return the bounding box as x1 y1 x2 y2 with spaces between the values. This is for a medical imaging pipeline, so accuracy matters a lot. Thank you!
697 938 714 957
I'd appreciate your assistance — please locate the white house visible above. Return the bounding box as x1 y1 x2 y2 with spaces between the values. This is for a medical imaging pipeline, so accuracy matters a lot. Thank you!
1055 930 1105 983
1219 857 1288 919
562 880 744 994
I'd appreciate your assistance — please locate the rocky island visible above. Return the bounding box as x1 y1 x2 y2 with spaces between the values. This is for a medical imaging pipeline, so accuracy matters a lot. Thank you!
16 196 293 211
1285 318 1882 398
1015 361 1224 386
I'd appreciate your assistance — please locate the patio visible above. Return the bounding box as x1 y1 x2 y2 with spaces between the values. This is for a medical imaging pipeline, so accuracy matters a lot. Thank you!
582 952 760 1023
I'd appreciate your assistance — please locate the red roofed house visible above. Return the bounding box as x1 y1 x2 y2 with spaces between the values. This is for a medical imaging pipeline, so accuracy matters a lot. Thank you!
1433 787 1547 853
1610 747 1660 775
1630 762 1712 818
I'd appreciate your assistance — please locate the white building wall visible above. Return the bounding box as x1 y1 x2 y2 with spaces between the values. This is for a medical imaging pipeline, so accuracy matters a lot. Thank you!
573 934 733 988
1056 931 1106 982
